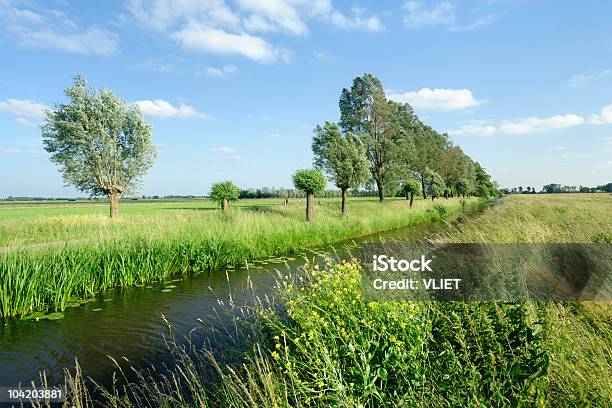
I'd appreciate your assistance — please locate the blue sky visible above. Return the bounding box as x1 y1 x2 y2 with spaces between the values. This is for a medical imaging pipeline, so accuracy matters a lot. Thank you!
1 0 611 197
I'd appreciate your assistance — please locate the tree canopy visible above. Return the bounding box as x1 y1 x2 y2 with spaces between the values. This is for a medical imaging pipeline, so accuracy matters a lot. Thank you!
292 169 327 194
210 181 239 210
42 74 157 217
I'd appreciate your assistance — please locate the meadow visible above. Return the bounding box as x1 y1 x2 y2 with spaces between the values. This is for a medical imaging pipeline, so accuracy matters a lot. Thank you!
0 195 472 318
52 193 611 407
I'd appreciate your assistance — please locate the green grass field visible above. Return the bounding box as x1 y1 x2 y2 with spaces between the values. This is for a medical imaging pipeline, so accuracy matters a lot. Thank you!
0 196 407 247
0 195 474 318
56 193 612 407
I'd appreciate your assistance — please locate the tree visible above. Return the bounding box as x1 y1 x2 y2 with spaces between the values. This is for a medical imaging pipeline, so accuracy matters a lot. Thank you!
292 169 326 222
412 127 448 199
312 122 369 213
455 178 470 198
339 73 397 202
210 181 239 211
402 179 421 207
424 168 445 201
42 74 157 218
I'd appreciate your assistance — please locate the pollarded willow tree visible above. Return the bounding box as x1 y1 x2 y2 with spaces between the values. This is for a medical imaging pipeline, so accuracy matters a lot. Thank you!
292 169 326 222
312 122 369 214
42 74 157 218
210 180 239 211
402 179 421 207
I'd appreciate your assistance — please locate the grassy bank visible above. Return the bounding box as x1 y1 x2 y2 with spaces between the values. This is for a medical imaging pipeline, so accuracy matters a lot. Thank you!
54 194 611 407
0 197 472 318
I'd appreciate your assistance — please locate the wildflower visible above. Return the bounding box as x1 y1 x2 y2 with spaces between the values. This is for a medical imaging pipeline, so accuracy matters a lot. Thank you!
271 351 280 360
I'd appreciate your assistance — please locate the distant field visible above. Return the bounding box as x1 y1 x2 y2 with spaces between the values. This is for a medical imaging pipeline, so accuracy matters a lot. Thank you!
0 196 408 248
0 196 404 221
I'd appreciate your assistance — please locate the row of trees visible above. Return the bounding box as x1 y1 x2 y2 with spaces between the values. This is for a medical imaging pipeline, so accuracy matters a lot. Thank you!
41 73 498 220
306 73 498 216
541 183 612 193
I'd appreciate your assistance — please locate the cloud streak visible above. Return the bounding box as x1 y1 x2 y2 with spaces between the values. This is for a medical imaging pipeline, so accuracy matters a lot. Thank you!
387 88 481 111
133 99 211 120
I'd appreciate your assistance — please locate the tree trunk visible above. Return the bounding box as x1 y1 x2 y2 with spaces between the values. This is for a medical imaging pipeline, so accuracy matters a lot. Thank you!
109 191 120 219
376 179 384 202
221 198 228 211
410 192 414 208
421 174 427 199
341 188 348 214
306 192 314 222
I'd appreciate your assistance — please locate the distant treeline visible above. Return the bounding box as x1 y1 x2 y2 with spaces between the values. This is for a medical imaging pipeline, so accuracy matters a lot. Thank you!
237 187 382 199
501 183 612 194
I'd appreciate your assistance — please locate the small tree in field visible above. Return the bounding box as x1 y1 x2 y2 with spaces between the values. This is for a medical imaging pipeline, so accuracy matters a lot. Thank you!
210 181 239 211
42 74 157 218
312 122 369 214
402 179 421 207
292 169 326 222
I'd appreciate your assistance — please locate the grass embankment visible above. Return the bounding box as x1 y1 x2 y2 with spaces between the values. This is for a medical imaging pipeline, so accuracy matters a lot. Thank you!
58 194 611 407
0 197 472 318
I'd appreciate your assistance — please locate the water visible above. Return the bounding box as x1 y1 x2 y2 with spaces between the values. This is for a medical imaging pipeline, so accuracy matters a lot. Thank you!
0 204 485 389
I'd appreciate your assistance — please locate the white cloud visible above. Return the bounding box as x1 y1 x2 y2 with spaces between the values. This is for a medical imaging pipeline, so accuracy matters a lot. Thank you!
590 104 612 125
1 3 119 56
387 88 481 111
327 8 384 32
449 113 592 137
205 64 237 78
129 58 183 74
402 1 455 28
0 98 48 118
133 99 211 119
172 23 283 63
499 114 585 134
127 0 382 63
237 0 309 35
447 123 496 137
18 27 119 56
15 117 35 127
210 146 236 153
450 14 499 32
568 69 610 87
127 0 240 32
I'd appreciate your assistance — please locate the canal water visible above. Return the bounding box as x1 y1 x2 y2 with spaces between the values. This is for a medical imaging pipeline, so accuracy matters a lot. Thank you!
0 203 487 390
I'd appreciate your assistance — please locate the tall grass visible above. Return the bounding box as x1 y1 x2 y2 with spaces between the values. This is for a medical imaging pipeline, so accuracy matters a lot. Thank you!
24 194 612 407
0 197 471 318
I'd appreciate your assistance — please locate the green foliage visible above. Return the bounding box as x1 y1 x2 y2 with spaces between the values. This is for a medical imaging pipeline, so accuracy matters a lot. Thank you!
424 168 445 198
42 74 157 198
292 169 327 194
210 181 239 205
455 178 470 196
255 261 549 406
339 73 407 199
401 179 421 196
312 122 369 190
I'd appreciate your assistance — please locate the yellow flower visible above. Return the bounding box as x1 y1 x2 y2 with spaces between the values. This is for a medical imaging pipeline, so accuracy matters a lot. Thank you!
271 351 280 359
